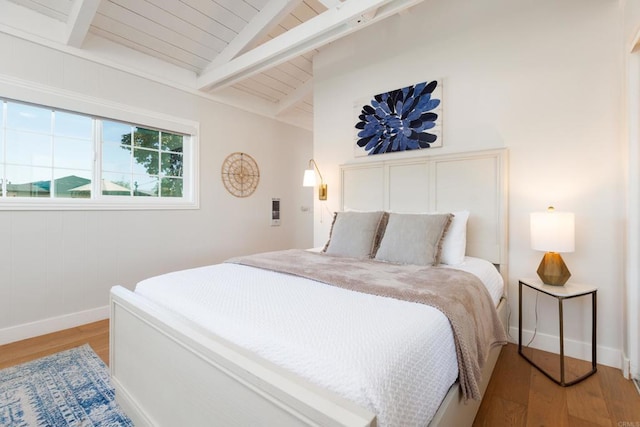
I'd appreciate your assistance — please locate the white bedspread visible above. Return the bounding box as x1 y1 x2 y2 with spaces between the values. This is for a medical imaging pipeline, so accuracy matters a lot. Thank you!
135 256 503 427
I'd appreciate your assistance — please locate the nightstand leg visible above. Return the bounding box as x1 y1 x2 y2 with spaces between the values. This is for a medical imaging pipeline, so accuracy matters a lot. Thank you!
518 281 523 354
592 292 597 370
559 298 565 386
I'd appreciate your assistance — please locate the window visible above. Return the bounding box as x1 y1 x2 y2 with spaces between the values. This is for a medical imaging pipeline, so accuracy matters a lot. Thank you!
101 121 184 198
0 98 196 209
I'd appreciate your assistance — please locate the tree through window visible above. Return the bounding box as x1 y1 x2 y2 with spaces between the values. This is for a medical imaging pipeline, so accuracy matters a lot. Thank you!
102 121 185 198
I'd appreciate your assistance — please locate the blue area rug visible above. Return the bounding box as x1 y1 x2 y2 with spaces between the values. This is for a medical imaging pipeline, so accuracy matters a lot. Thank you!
0 344 133 426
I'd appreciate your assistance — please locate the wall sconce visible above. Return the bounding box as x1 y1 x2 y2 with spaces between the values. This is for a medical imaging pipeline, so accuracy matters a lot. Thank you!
530 206 575 286
303 159 327 200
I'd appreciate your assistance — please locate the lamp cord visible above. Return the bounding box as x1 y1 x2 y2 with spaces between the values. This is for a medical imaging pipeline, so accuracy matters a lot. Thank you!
525 292 539 347
320 202 333 224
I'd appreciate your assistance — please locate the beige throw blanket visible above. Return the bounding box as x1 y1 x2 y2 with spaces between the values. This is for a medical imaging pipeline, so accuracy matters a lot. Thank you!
227 249 507 401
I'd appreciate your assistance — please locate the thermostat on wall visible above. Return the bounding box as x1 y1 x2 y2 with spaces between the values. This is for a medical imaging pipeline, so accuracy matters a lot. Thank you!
271 198 280 226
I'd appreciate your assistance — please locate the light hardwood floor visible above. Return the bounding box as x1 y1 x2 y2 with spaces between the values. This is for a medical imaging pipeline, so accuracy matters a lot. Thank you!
474 343 640 426
0 320 109 370
0 321 638 426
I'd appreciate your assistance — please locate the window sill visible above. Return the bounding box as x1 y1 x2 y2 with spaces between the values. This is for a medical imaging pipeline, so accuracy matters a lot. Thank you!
0 197 199 211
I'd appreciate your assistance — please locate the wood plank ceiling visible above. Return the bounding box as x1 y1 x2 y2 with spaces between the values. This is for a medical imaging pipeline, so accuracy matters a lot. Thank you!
0 0 424 130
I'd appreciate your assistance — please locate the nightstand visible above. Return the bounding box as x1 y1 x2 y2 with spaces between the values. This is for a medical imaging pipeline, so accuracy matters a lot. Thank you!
518 278 597 386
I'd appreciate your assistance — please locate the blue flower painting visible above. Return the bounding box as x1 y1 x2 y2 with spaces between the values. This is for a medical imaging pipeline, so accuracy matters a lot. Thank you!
355 80 442 156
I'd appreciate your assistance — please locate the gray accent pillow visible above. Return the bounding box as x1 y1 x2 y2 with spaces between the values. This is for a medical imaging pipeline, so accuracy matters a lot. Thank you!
374 213 453 265
323 211 388 258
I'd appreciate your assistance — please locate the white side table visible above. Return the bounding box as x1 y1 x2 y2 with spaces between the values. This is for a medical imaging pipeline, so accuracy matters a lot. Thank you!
518 278 597 386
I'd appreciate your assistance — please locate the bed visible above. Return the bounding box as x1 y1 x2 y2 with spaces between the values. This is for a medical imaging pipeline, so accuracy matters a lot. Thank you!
109 148 509 426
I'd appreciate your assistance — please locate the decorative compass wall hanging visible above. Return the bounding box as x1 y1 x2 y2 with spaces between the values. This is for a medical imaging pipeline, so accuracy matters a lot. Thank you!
221 152 260 198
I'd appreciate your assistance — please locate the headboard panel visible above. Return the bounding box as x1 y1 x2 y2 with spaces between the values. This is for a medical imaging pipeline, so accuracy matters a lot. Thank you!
341 149 508 279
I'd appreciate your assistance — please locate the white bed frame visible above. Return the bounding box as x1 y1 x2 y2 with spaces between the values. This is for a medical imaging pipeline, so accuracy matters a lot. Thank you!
110 148 509 426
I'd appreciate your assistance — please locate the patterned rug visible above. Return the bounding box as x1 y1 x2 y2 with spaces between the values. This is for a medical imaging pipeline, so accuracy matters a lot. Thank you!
0 344 133 426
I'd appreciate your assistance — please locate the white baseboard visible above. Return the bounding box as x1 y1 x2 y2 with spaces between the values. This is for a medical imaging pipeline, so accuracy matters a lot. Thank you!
0 306 109 346
623 355 631 379
509 326 622 370
622 350 640 380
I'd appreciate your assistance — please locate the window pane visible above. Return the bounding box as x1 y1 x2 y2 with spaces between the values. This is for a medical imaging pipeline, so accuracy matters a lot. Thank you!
54 137 93 170
103 121 132 145
6 130 52 167
55 111 92 139
161 152 183 177
133 175 158 197
161 177 183 197
6 102 51 133
161 132 183 152
0 104 3 164
53 170 91 198
103 142 131 173
133 148 158 175
6 165 51 197
101 172 132 196
134 127 159 149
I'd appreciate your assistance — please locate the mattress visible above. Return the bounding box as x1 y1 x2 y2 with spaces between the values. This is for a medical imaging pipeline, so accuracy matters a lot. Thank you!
135 255 503 427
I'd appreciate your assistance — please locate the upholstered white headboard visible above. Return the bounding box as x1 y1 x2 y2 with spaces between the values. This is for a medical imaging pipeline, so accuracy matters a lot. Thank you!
340 148 509 280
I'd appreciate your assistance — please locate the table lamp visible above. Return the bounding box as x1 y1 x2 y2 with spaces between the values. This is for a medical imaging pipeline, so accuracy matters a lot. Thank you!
530 206 575 286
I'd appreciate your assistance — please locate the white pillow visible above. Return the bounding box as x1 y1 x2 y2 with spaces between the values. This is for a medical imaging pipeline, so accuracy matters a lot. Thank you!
374 212 452 266
323 211 388 258
440 210 469 265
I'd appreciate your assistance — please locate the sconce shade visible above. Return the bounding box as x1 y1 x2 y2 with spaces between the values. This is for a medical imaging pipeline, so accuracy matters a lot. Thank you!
303 169 316 187
530 207 575 286
303 159 327 201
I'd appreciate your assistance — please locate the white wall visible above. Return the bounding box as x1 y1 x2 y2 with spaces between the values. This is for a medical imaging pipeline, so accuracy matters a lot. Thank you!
314 0 625 367
623 0 640 379
0 32 314 343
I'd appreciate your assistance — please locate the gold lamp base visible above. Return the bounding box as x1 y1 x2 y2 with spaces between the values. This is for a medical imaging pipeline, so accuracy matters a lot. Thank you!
318 183 327 201
537 252 571 286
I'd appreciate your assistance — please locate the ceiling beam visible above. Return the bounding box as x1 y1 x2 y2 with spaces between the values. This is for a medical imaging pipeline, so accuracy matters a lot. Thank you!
197 0 424 92
316 0 342 8
65 0 101 48
204 0 303 71
276 78 312 116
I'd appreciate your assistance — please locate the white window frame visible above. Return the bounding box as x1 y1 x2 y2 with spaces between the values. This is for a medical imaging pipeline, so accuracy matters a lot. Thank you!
0 75 199 210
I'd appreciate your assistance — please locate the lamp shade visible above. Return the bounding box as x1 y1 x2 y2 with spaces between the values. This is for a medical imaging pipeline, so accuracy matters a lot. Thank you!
303 169 316 187
303 159 327 200
530 209 575 253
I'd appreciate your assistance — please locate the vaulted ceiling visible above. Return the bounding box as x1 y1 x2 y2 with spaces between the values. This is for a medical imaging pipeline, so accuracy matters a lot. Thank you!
0 0 423 130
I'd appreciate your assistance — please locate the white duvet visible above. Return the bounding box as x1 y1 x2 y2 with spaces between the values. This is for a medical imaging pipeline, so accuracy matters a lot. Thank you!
135 256 503 427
